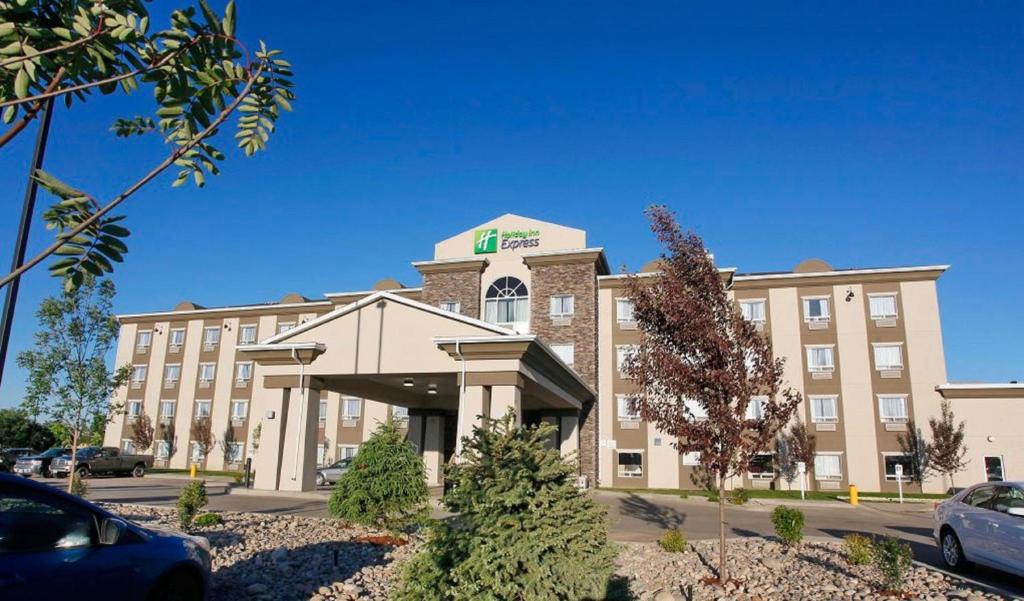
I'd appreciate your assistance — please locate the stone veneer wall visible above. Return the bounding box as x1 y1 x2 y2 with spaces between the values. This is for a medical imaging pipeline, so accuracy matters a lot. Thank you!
420 270 482 319
528 260 599 485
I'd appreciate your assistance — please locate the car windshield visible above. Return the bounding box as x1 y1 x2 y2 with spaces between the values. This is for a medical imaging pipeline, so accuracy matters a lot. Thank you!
39 448 67 458
72 449 98 458
333 459 351 469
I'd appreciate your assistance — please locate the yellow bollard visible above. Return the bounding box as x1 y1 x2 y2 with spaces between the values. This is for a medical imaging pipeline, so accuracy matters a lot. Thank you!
849 484 858 506
190 464 197 479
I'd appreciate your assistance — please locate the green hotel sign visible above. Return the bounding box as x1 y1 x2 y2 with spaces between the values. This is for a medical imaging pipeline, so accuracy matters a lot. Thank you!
474 227 541 254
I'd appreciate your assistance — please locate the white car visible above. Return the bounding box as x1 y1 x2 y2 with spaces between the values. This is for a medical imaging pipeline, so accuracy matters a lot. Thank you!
934 481 1024 576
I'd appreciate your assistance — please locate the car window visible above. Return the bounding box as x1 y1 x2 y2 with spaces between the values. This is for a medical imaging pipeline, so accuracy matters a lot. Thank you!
964 486 998 508
0 490 96 553
990 487 1024 515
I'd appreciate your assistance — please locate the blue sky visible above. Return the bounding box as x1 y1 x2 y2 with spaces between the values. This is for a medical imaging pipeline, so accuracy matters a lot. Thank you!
1 2 1021 407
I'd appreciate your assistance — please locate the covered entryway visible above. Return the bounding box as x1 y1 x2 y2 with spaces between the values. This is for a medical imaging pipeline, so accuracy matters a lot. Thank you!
239 292 593 492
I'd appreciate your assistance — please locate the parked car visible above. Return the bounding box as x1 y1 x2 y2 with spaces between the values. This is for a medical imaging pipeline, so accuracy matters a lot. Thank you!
12 447 70 478
50 446 154 479
0 472 211 600
315 458 352 486
934 481 1024 577
0 448 36 472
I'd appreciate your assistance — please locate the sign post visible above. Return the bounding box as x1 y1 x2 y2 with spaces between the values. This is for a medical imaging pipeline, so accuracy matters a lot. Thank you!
797 461 806 500
894 464 904 504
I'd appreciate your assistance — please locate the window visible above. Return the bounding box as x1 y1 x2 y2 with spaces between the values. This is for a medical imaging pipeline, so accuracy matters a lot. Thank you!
990 486 1024 515
873 344 903 370
869 294 898 320
318 400 328 421
239 324 257 345
338 445 358 460
739 300 766 323
230 400 248 420
803 297 830 321
316 445 327 467
169 328 185 347
202 326 220 346
126 400 142 418
136 330 152 351
550 343 574 367
749 454 774 480
484 276 529 331
131 365 147 384
814 454 842 481
616 395 640 421
198 363 216 382
0 489 95 553
549 295 574 317
235 362 253 382
121 439 135 454
194 401 211 419
985 456 1005 482
616 345 637 374
190 442 205 461
342 397 362 420
806 346 834 372
392 406 409 421
226 443 244 464
684 398 708 420
164 364 181 384
616 298 635 323
810 395 839 423
277 322 295 334
439 301 460 313
682 451 701 466
878 395 908 423
155 440 171 459
617 451 643 478
745 396 767 420
884 455 915 481
159 400 176 418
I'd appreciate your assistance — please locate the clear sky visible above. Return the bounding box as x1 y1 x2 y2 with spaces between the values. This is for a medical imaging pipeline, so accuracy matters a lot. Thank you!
1 2 1021 408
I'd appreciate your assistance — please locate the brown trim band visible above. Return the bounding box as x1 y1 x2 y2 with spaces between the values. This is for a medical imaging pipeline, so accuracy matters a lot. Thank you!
413 258 489 275
262 375 326 389
457 371 526 388
937 386 1024 400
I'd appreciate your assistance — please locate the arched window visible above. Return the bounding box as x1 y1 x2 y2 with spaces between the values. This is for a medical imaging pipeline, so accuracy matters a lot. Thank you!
484 276 529 332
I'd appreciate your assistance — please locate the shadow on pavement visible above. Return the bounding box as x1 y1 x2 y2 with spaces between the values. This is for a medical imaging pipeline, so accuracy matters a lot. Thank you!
617 493 686 530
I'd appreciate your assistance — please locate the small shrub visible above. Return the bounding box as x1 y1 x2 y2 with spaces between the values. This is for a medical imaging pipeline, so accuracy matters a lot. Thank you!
177 480 208 531
194 512 223 527
658 528 687 553
771 505 804 546
872 536 913 592
844 533 872 565
70 473 88 498
678 491 689 499
730 487 750 505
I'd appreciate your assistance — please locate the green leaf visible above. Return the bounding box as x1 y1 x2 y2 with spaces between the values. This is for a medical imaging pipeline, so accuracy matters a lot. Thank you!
223 1 236 36
54 246 87 256
99 223 130 237
14 67 29 98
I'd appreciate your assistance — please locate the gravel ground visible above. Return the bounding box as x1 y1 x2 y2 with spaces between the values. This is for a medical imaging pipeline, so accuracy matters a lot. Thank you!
105 504 1009 601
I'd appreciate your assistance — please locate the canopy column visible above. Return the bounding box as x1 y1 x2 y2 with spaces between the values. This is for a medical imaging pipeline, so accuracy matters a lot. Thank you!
252 382 322 492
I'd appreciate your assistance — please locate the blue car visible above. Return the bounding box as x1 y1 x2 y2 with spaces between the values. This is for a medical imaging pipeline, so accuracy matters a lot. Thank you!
0 473 211 600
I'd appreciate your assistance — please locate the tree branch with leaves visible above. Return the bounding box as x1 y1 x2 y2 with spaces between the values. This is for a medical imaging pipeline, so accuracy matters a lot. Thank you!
926 399 968 492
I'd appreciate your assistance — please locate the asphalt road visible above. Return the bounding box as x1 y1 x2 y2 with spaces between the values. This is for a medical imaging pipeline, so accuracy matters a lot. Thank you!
31 475 1024 597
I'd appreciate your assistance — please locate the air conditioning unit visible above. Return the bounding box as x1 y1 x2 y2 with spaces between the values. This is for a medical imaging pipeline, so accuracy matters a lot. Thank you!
814 422 837 432
169 344 181 354
811 371 833 380
884 422 908 432
199 380 211 389
131 381 143 389
577 474 589 489
164 380 176 389
551 316 572 327
808 320 829 330
880 369 902 379
874 318 897 328
342 418 359 428
619 420 640 430
753 322 765 332
135 345 149 354
203 343 215 352
618 320 638 331
235 379 248 388
231 418 245 427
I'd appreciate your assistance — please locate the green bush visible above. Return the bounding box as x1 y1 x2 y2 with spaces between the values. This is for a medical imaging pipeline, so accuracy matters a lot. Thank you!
393 412 616 601
844 533 872 565
69 473 88 498
329 419 427 532
194 512 223 527
730 487 750 505
177 480 208 531
658 528 687 553
771 505 804 546
872 536 913 592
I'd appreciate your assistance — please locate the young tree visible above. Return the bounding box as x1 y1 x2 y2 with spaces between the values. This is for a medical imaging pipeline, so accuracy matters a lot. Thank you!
0 0 295 290
16 276 130 492
158 422 177 461
897 422 929 486
623 205 801 583
130 412 154 453
394 413 615 600
0 408 56 450
219 424 236 465
774 433 798 489
189 416 215 466
926 400 968 491
784 420 816 490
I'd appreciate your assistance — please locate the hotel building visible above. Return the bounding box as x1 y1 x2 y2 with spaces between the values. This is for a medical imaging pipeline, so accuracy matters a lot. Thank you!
104 215 1022 493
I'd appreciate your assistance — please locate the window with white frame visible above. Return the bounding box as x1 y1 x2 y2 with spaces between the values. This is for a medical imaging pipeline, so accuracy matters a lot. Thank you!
392 406 409 421
884 454 915 480
342 397 362 420
121 439 135 454
806 346 834 372
194 400 212 419
190 441 205 461
338 445 358 460
869 294 898 320
809 395 839 423
164 364 181 384
803 297 830 322
745 396 767 420
878 395 908 423
682 451 701 466
198 363 216 382
814 453 842 480
749 453 774 480
439 301 460 313
873 344 903 370
617 451 643 477
739 299 766 323
135 330 152 351
230 400 248 420
484 277 530 332
616 298 635 323
549 295 574 317
126 400 142 418
239 324 257 345
277 322 295 334
317 444 327 466
203 326 220 346
169 328 185 347
616 395 640 421
616 345 637 374
159 400 176 418
235 362 253 383
155 440 170 459
226 442 245 464
684 398 708 420
131 365 147 384
550 343 575 367
318 400 328 421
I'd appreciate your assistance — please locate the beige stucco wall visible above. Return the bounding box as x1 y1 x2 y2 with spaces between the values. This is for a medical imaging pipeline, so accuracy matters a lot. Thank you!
597 286 615 487
948 397 1024 486
647 426 680 489
768 288 806 415
104 322 138 447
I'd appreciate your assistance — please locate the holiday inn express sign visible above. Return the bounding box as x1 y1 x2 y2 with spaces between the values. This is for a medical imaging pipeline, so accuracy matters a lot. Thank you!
474 228 541 254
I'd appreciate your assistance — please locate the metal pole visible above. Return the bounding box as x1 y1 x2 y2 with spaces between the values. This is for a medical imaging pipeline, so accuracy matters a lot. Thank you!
0 97 55 389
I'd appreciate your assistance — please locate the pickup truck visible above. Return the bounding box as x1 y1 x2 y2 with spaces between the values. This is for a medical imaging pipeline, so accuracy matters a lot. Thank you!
50 446 154 479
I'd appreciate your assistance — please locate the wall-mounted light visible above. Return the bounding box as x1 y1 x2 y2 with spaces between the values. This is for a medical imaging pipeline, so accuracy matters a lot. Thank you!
427 384 438 395
223 323 232 331
154 326 163 335
403 378 414 388
845 288 855 302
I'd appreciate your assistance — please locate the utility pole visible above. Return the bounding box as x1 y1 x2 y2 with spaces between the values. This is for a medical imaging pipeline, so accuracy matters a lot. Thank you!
0 98 55 389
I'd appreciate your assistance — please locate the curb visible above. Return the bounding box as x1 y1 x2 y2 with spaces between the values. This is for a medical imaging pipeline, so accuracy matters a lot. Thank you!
228 486 329 501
